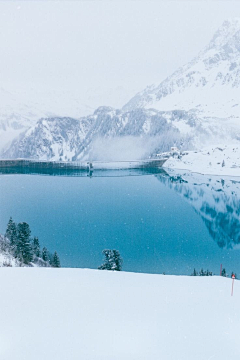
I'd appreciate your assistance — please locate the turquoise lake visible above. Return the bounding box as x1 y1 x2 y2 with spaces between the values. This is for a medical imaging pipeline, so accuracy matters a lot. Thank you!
0 167 239 275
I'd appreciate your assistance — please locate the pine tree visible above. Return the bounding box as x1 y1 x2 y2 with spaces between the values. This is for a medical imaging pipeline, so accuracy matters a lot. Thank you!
98 249 123 271
112 250 122 271
221 268 226 277
192 268 198 276
199 268 204 276
5 217 17 252
32 237 40 257
52 252 61 268
42 247 49 262
16 222 33 264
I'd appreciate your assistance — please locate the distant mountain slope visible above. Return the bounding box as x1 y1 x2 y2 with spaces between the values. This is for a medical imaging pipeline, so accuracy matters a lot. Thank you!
76 107 193 161
123 19 240 120
0 86 95 154
3 107 195 161
4 116 94 161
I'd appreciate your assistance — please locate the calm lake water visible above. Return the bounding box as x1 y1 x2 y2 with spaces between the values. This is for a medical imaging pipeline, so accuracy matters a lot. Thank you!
0 167 240 275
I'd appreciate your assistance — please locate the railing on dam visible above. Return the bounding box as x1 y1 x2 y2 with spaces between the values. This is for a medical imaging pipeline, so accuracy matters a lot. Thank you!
0 158 167 170
0 158 168 177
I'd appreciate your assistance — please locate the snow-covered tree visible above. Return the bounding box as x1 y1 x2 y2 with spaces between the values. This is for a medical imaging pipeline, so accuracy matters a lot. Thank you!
42 247 49 262
98 249 123 271
32 237 40 257
5 217 17 252
52 252 61 268
16 222 33 264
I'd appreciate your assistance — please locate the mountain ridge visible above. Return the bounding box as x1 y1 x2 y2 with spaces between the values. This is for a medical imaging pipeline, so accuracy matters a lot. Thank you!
123 18 240 120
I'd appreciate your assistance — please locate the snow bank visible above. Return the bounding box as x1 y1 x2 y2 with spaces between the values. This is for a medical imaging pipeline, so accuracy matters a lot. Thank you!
164 144 240 176
0 268 239 360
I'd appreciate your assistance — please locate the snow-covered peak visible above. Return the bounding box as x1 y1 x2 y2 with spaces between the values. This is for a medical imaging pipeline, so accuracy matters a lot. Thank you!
208 18 240 50
123 19 240 121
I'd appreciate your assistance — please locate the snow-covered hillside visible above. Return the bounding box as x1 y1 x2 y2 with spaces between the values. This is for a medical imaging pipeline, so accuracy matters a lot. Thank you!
123 19 240 148
0 268 239 360
3 116 95 161
0 234 53 267
0 86 94 154
157 168 240 249
164 145 240 176
3 108 194 161
76 107 192 161
124 19 240 118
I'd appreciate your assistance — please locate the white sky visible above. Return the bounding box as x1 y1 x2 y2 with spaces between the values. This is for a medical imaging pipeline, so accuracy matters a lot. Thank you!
0 0 240 113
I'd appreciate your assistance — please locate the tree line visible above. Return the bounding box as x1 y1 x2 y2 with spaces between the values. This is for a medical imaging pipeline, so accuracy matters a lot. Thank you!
4 217 60 267
191 267 237 278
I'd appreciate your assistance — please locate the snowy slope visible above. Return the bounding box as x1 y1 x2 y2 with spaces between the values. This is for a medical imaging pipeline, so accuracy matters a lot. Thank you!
123 19 240 118
0 86 94 154
0 235 20 267
76 107 192 161
3 107 195 161
123 19 240 146
0 234 52 267
0 268 239 360
3 116 95 161
164 144 240 176
157 169 240 249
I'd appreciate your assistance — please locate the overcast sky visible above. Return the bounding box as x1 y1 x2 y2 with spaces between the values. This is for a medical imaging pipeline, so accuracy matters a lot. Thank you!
0 1 240 112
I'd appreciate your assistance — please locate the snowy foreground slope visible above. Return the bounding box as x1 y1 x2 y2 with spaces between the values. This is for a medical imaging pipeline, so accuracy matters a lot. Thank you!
0 268 239 360
164 145 240 176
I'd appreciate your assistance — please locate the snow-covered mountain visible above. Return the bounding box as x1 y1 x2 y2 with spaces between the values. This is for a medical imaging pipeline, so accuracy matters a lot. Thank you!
3 107 194 161
4 116 94 161
0 86 95 154
2 19 240 160
157 170 240 249
76 107 193 161
123 19 240 146
0 87 46 153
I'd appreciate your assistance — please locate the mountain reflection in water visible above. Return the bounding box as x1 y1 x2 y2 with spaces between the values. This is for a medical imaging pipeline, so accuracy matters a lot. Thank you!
158 171 240 250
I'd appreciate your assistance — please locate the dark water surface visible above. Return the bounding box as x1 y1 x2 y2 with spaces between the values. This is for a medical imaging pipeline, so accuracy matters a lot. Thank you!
0 168 239 275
